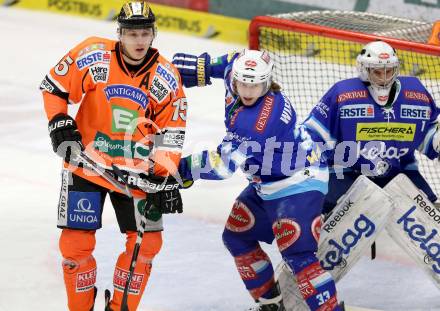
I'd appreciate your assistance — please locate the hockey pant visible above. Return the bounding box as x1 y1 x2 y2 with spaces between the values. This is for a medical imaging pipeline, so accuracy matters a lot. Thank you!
222 185 340 310
59 229 162 311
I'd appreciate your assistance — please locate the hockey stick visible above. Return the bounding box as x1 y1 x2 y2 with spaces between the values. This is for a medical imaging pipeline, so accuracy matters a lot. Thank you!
108 165 155 311
75 151 132 198
74 151 153 311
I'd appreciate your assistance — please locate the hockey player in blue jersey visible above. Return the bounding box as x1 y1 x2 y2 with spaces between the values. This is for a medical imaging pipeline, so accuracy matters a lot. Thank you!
273 41 440 308
172 49 342 311
303 40 440 214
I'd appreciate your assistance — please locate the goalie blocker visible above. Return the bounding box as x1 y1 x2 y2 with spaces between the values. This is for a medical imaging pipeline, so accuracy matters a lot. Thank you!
277 176 395 310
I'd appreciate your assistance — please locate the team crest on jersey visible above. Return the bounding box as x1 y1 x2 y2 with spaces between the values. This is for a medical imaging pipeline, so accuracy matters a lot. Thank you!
340 104 374 118
156 64 178 92
149 76 171 103
104 84 149 109
225 201 255 232
400 104 431 120
76 50 111 70
273 219 301 251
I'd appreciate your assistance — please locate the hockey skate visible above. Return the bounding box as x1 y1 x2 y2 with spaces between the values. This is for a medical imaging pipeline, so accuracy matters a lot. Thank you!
248 283 285 311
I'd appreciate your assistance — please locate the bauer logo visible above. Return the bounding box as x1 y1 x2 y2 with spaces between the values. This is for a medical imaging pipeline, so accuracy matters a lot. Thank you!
226 201 255 232
67 191 100 230
104 85 149 109
76 50 110 70
400 105 431 120
397 206 440 274
320 214 375 271
340 104 374 119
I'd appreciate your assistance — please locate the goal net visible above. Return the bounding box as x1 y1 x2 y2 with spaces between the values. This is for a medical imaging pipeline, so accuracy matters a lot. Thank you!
249 11 440 196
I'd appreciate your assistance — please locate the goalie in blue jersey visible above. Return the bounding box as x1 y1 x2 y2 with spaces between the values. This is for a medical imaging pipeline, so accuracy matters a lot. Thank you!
297 41 440 293
172 50 342 311
303 40 440 215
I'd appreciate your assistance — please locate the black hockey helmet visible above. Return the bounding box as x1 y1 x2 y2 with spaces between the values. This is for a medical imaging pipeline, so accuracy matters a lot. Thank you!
117 1 156 30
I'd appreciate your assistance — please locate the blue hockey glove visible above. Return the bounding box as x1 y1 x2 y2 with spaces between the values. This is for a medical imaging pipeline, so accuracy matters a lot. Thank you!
172 52 211 88
178 156 195 189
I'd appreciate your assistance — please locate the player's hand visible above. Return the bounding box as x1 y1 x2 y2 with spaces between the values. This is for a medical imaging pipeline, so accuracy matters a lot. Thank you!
172 52 211 88
48 113 84 161
139 174 183 214
178 156 194 189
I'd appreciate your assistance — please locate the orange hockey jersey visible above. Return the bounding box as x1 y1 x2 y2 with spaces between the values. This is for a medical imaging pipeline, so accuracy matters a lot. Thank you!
41 36 187 193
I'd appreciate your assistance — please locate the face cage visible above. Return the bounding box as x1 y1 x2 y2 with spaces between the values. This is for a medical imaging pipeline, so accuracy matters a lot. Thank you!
366 64 399 89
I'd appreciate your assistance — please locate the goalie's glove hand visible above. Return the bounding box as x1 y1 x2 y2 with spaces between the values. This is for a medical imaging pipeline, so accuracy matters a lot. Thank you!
172 52 211 88
48 113 84 161
139 174 183 214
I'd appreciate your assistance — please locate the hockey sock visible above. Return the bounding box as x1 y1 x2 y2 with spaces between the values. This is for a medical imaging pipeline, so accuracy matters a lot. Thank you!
109 231 162 311
285 254 340 311
59 229 97 311
233 246 276 300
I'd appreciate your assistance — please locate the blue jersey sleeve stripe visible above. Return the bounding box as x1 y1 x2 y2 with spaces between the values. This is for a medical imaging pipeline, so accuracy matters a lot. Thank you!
258 179 328 200
304 116 336 149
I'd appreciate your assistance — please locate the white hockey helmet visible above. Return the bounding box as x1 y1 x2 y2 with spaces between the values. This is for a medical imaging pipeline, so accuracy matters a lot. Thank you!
356 41 400 106
231 49 274 95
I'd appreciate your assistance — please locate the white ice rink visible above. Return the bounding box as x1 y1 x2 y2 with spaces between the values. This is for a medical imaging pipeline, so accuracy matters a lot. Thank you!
0 7 439 311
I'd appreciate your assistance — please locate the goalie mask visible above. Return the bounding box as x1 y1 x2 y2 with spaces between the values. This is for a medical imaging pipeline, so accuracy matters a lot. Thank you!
356 41 400 106
231 49 274 103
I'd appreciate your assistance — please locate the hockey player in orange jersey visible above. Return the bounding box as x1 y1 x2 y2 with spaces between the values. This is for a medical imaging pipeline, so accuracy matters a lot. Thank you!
40 1 187 310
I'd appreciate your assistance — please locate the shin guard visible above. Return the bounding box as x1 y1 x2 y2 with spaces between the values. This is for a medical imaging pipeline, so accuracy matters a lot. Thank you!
233 246 276 300
109 231 162 311
59 229 97 311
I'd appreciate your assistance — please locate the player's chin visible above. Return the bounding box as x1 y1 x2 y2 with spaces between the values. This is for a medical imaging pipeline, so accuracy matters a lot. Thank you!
241 97 258 106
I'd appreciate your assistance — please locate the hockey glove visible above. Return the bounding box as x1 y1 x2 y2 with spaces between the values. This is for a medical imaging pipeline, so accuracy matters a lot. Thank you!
178 156 195 189
139 174 183 214
172 52 211 88
48 113 84 161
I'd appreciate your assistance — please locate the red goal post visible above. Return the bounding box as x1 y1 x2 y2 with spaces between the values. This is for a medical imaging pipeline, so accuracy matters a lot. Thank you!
248 11 440 196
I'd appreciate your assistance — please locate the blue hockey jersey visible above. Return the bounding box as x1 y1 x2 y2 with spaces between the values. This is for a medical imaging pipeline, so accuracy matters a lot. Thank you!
180 52 328 200
303 76 440 177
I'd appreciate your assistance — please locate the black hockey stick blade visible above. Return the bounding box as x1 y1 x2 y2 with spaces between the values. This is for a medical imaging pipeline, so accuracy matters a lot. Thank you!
104 289 112 311
371 242 377 260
